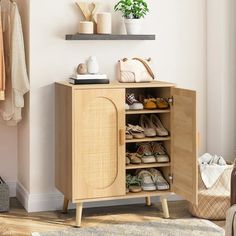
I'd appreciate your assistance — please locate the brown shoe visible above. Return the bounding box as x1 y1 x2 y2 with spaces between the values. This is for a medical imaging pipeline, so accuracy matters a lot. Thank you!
156 98 169 109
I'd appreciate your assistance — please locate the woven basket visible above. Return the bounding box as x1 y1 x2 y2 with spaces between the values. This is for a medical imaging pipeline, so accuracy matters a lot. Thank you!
188 165 232 220
0 177 9 212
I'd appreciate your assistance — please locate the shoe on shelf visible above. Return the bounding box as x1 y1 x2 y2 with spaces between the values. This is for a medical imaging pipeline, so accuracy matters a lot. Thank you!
136 169 156 191
139 95 157 110
126 94 144 110
150 114 169 137
126 126 133 140
149 168 170 191
139 115 156 137
127 124 145 139
156 98 169 109
126 174 142 193
152 142 170 163
125 103 130 110
126 152 131 165
136 143 156 164
127 153 142 164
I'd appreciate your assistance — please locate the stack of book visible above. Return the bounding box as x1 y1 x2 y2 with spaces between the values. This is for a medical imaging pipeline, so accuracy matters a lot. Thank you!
69 74 109 85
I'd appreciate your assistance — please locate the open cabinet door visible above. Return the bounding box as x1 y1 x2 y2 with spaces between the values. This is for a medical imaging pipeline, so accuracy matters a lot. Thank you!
171 88 198 204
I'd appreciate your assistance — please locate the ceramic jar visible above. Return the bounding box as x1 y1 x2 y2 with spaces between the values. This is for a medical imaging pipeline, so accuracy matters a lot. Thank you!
87 56 99 74
79 21 94 34
96 13 112 34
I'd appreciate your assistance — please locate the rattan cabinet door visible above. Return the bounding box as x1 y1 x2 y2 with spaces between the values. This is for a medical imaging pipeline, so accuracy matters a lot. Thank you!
73 89 125 201
171 87 198 205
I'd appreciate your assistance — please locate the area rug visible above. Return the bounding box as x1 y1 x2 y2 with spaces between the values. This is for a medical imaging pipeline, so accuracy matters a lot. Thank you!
32 218 224 236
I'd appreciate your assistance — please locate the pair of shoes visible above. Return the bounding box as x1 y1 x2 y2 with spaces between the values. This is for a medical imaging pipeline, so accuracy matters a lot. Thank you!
126 94 143 110
136 168 170 191
140 114 168 137
136 143 169 164
140 95 169 110
126 124 145 139
126 174 142 193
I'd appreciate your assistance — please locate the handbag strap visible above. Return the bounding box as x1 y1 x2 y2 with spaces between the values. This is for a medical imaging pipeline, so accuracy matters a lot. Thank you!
133 57 155 80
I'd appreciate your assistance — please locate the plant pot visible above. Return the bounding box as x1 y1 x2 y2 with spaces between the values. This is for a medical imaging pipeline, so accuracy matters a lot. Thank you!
124 18 142 35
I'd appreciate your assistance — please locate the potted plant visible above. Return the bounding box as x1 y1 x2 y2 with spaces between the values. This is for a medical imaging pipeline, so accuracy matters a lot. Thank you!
114 0 149 35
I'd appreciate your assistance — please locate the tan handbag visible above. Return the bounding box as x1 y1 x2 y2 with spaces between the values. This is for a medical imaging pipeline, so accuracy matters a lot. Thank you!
118 57 155 83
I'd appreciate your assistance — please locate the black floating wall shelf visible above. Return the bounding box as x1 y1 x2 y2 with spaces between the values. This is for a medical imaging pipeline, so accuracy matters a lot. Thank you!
65 34 156 41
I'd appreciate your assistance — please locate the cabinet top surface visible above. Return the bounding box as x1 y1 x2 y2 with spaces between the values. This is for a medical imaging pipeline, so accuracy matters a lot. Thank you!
56 80 175 89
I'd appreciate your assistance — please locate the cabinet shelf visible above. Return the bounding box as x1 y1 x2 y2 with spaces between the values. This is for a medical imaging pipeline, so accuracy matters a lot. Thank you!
65 34 156 41
126 136 170 143
126 190 172 198
126 162 171 170
126 109 170 115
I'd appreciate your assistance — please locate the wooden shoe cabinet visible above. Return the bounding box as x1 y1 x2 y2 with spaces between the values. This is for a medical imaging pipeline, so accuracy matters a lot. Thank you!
55 81 198 227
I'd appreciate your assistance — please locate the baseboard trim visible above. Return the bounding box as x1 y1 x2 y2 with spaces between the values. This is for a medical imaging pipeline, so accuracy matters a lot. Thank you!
15 183 183 213
16 182 30 212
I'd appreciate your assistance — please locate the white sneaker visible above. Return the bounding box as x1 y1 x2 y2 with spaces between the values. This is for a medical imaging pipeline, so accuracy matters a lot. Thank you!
126 94 144 110
125 103 130 110
149 168 170 190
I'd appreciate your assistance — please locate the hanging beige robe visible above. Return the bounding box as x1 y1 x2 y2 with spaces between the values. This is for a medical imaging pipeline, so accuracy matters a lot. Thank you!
0 1 29 125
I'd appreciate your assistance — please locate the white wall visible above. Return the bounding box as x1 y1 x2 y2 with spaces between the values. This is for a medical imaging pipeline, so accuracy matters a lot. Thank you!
16 0 30 193
0 124 17 182
4 0 236 212
21 0 206 211
207 0 236 161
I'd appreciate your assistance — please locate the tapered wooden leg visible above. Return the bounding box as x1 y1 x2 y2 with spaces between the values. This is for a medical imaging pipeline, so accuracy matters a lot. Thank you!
62 197 69 214
160 196 170 218
76 202 83 228
145 196 152 206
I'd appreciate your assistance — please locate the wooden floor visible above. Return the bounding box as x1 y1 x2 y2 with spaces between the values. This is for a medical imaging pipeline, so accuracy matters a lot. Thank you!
0 198 225 236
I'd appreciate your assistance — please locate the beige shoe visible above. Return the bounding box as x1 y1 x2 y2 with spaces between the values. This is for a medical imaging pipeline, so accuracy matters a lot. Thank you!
126 126 133 140
127 124 145 139
139 115 156 137
128 153 142 164
152 142 170 163
126 152 131 165
150 114 168 137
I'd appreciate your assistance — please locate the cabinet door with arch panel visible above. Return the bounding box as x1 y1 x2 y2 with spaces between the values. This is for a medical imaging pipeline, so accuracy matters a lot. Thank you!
73 89 126 201
171 87 198 205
